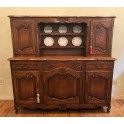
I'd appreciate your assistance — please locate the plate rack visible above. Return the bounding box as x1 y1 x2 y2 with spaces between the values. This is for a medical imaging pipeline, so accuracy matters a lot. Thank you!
38 23 87 56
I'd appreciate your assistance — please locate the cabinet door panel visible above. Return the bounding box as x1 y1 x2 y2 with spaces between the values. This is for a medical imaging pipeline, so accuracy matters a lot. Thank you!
91 19 113 56
11 20 36 56
43 68 82 104
85 71 111 104
13 71 39 104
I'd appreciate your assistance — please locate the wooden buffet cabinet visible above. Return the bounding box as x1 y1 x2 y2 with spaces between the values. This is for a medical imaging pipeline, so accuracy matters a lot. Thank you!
8 16 116 113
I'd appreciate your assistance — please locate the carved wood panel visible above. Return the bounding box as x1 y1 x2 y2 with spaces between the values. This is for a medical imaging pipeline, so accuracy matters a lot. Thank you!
43 67 82 104
91 19 112 56
11 20 36 56
13 71 39 104
42 61 82 71
85 71 111 104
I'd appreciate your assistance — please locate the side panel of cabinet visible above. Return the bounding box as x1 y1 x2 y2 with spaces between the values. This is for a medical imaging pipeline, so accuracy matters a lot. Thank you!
10 19 36 56
13 71 40 105
85 71 112 104
90 19 114 56
43 68 82 104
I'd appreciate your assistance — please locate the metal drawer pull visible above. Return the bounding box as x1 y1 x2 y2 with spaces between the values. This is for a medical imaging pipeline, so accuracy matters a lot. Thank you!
95 65 103 69
91 75 98 78
26 73 33 79
37 94 40 103
56 20 60 23
65 21 69 23
21 65 29 69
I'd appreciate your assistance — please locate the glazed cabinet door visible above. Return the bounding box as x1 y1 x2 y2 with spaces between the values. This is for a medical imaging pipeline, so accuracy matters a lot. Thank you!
43 68 82 104
90 19 113 56
10 19 36 56
13 71 40 105
85 71 111 104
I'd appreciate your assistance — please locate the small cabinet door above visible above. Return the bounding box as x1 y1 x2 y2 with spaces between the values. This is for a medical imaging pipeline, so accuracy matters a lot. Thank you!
90 18 114 56
10 19 36 56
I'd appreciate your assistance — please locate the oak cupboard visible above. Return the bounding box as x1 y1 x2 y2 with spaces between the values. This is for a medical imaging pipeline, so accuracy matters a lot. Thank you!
8 16 116 113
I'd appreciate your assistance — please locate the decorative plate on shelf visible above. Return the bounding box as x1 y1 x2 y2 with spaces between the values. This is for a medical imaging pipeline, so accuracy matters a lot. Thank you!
44 25 53 33
58 37 68 46
72 37 82 46
58 25 67 33
44 37 54 46
73 25 82 33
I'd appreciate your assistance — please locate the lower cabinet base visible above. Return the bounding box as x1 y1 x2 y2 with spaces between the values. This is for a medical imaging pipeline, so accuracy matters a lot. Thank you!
14 103 111 113
10 60 114 114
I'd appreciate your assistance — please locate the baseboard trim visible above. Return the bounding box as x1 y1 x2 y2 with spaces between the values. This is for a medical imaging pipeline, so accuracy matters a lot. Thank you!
0 96 13 100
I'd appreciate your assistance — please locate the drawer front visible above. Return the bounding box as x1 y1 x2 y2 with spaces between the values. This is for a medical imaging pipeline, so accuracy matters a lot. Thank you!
11 61 40 70
42 60 83 71
86 61 114 70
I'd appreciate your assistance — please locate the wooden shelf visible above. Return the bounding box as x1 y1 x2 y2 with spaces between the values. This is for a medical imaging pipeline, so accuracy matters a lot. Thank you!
41 46 85 49
40 33 85 36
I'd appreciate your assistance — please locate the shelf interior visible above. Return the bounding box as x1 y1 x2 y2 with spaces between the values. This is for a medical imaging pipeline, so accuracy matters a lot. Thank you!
38 22 87 56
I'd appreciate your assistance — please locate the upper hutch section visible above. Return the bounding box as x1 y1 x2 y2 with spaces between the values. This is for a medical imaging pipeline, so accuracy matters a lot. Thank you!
9 16 115 57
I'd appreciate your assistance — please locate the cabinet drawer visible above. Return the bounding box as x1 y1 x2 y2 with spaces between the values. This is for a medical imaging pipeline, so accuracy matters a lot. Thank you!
11 61 39 70
86 61 113 70
43 60 82 71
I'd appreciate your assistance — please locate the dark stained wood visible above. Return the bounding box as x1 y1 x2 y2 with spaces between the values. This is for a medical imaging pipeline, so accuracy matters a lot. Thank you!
85 71 112 104
10 19 37 56
8 15 116 18
8 56 116 61
42 60 83 71
90 18 114 56
41 48 85 56
9 16 115 57
86 61 114 70
43 67 82 105
8 16 116 113
12 71 40 112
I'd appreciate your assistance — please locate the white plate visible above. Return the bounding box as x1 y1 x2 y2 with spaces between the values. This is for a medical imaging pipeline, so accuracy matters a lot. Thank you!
44 37 54 46
58 25 67 33
44 25 53 33
58 37 68 46
73 25 82 33
72 37 82 46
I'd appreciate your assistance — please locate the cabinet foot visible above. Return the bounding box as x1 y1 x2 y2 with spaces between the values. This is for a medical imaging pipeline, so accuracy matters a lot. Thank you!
107 107 110 113
103 106 111 113
15 109 18 114
59 104 66 111
14 105 20 114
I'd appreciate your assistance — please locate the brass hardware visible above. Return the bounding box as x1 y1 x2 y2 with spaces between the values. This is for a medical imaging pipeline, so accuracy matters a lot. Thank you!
26 73 33 79
21 65 28 69
91 75 98 78
95 65 103 69
37 93 40 103
59 70 67 76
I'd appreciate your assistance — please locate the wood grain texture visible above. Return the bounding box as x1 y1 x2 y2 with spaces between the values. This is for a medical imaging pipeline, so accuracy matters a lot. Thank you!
8 16 116 18
0 100 124 117
10 19 36 56
90 19 113 56
9 17 115 57
9 59 114 112
8 17 116 113
8 56 116 61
